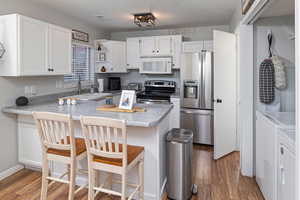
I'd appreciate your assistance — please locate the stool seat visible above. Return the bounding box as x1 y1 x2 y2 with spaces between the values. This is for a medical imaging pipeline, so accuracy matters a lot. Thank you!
47 137 87 157
93 144 144 166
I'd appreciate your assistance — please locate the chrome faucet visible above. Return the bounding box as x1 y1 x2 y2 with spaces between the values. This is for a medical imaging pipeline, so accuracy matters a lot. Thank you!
77 75 82 95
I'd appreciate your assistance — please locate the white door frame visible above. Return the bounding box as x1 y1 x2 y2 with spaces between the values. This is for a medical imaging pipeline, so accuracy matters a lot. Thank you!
236 24 254 177
295 0 299 199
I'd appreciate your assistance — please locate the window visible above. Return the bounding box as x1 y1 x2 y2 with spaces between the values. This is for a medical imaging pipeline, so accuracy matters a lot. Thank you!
64 44 93 82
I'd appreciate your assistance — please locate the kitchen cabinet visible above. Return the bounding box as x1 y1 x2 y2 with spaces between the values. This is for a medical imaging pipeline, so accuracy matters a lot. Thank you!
140 36 173 57
256 111 296 200
256 111 277 200
19 16 48 75
48 25 72 74
140 37 156 56
95 40 127 73
0 14 72 76
171 35 182 69
183 40 214 53
277 131 295 200
126 38 141 69
203 40 213 51
18 115 42 168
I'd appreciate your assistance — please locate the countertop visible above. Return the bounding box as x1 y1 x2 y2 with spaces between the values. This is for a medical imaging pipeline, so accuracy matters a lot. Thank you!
259 111 295 142
2 100 173 127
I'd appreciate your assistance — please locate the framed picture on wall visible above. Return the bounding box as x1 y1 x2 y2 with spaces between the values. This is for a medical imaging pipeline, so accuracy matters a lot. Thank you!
241 0 254 15
119 90 136 110
72 30 89 42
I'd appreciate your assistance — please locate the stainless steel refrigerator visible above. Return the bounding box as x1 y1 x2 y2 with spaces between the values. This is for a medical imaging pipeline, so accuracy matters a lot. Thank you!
180 51 214 145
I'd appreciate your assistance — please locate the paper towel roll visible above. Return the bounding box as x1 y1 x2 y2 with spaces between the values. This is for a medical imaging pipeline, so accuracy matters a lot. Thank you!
97 79 104 92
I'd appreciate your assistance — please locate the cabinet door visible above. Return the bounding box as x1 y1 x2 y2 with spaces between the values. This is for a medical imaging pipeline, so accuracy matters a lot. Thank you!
18 122 42 167
140 37 156 56
156 36 172 56
48 25 72 75
172 35 182 69
126 38 140 69
111 41 126 73
203 40 213 51
19 16 48 75
278 144 295 200
183 41 204 53
256 112 277 200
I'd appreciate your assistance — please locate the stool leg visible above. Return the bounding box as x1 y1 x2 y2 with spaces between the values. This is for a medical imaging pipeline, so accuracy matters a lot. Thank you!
139 158 144 200
121 172 127 200
68 160 76 200
108 173 113 190
88 160 95 200
41 157 49 200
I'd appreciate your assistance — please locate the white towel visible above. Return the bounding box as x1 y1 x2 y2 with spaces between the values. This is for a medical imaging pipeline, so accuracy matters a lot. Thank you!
272 56 287 90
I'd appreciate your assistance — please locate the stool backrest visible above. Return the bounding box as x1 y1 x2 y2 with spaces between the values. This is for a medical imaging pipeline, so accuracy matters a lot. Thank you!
80 116 127 166
33 112 75 152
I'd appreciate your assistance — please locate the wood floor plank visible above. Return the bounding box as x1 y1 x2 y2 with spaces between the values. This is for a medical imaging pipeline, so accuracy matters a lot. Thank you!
0 145 264 200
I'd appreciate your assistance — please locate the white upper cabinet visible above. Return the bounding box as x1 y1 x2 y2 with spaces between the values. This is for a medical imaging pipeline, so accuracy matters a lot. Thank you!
126 38 141 69
0 14 72 76
95 40 127 73
203 40 213 51
19 16 48 76
140 37 156 56
171 35 182 69
183 40 214 53
48 25 72 75
156 36 173 56
140 36 173 57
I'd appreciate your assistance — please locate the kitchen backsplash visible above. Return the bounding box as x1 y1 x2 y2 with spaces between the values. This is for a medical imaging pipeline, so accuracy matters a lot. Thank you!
95 69 180 90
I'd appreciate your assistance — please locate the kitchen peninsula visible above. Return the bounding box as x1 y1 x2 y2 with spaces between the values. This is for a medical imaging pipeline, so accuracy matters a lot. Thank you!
3 99 173 200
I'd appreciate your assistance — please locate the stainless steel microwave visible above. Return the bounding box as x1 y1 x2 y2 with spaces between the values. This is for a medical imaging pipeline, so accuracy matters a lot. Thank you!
139 57 172 74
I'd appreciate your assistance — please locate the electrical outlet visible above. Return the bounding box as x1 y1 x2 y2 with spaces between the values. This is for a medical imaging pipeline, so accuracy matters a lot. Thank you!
31 86 37 96
24 86 31 97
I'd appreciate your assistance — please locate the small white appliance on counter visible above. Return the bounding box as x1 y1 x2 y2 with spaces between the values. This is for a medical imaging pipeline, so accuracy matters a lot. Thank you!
97 79 104 92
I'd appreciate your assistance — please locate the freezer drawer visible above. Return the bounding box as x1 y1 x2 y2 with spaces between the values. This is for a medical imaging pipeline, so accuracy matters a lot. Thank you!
180 109 214 145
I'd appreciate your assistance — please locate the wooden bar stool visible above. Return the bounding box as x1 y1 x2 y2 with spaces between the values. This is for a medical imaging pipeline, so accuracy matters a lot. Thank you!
80 116 144 200
33 112 87 200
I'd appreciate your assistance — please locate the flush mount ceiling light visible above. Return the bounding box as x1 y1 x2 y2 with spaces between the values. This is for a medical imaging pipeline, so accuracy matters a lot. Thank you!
134 12 156 27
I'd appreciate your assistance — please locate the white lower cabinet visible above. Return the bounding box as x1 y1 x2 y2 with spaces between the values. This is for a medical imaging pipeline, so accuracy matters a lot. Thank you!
256 111 296 200
256 112 277 200
277 132 295 200
18 116 42 168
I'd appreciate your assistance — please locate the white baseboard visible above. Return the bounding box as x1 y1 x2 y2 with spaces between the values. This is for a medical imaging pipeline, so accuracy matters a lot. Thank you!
0 164 24 181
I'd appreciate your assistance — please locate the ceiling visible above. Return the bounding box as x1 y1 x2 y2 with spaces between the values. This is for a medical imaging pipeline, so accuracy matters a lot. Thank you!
26 0 238 32
261 0 294 18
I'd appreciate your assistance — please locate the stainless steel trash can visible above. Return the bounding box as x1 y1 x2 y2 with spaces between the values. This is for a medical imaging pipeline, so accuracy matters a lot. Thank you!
166 128 195 200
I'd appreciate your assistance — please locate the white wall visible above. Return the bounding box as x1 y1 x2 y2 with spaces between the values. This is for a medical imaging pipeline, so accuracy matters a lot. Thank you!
110 25 230 41
0 0 107 173
254 15 295 113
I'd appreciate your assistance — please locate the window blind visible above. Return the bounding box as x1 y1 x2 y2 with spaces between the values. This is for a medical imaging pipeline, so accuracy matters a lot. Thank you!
64 44 93 82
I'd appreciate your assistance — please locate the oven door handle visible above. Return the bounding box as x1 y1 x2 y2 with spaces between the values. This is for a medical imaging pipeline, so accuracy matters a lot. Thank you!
138 99 170 104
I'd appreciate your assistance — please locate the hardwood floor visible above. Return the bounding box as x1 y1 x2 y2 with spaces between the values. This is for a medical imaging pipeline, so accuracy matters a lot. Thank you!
0 145 264 200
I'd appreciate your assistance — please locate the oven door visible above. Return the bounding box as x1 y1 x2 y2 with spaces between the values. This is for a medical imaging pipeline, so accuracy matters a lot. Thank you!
140 57 172 74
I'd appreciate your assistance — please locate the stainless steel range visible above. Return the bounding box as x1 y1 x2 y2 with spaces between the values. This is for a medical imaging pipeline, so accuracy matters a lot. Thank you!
136 80 176 104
